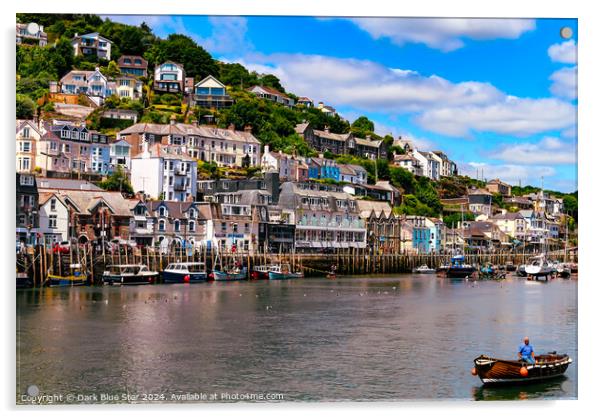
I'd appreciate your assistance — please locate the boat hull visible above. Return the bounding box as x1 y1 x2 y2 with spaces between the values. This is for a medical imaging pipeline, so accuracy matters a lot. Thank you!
16 273 32 289
102 274 157 286
269 271 303 280
413 269 436 274
213 268 248 281
47 274 88 287
162 271 207 283
446 267 476 278
251 270 270 280
474 354 571 386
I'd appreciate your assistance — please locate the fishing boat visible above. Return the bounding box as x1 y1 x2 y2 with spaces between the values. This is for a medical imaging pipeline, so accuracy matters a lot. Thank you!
412 265 436 274
162 262 207 283
445 255 476 279
525 254 554 280
251 265 275 280
102 264 158 286
213 266 248 281
268 264 304 280
472 352 572 386
46 264 88 287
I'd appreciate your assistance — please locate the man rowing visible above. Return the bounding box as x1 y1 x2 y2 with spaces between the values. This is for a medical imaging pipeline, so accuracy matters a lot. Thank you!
518 336 536 364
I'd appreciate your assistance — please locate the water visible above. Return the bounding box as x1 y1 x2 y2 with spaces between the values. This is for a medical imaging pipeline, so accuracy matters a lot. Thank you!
16 275 577 403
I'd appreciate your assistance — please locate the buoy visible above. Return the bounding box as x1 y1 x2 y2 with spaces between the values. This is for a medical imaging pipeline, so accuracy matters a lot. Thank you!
520 366 529 377
471 367 477 376
184 275 190 283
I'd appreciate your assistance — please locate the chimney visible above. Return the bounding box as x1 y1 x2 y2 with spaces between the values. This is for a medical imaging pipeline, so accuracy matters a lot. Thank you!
264 144 270 155
324 126 330 133
244 124 253 133
190 119 198 127
170 114 177 125
366 134 371 141
141 141 150 158
228 123 235 131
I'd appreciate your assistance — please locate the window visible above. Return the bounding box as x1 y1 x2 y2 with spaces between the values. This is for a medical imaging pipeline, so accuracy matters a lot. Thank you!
159 207 166 217
189 209 195 218
189 221 195 231
20 175 34 186
63 144 71 153
221 222 227 232
48 215 57 229
50 198 56 212
50 142 57 151
159 220 166 231
18 157 30 171
174 220 180 232
19 141 31 153
22 127 30 138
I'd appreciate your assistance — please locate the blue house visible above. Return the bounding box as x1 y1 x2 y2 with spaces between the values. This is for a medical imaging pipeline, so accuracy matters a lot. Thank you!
306 157 340 181
425 218 443 252
406 216 430 253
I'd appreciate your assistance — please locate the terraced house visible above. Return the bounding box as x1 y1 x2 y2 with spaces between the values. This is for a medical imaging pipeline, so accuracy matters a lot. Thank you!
147 201 208 252
279 182 367 251
192 75 233 109
118 120 261 168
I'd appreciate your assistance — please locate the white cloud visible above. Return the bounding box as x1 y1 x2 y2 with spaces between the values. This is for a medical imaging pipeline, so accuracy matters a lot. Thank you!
549 66 577 100
491 137 576 165
238 53 503 113
461 162 556 186
193 16 253 56
414 97 576 137
547 40 577 64
349 18 535 51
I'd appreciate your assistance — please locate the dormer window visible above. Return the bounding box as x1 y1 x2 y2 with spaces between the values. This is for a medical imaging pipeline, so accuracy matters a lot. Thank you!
159 207 166 217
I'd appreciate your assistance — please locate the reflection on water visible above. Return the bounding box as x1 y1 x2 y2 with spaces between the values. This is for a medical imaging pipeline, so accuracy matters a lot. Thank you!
16 275 577 402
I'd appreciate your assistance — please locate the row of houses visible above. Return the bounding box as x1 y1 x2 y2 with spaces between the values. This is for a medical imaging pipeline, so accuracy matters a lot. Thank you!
393 139 458 180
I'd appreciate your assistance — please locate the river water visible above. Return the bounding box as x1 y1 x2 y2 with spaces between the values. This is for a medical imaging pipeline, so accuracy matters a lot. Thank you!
16 274 577 403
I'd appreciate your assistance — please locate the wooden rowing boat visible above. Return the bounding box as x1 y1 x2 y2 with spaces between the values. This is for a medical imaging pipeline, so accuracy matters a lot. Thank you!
473 353 572 385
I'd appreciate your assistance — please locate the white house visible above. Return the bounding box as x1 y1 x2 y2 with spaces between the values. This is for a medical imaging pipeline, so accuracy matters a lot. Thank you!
247 85 294 107
71 32 112 60
131 143 197 202
109 139 132 172
260 145 296 181
38 192 69 244
154 61 185 93
338 164 368 185
60 68 112 103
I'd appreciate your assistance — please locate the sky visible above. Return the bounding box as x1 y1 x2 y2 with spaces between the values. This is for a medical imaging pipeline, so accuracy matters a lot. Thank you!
105 15 578 192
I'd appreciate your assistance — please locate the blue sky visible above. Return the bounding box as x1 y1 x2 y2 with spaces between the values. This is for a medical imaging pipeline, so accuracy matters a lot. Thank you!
106 15 578 192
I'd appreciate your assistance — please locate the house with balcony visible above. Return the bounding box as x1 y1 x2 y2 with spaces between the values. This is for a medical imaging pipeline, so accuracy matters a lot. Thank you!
278 182 367 251
432 151 457 177
109 139 132 173
131 143 198 202
153 61 185 93
393 153 424 176
491 211 527 243
118 55 148 78
147 201 208 251
118 120 261 168
16 120 42 174
192 75 233 109
16 173 39 246
115 74 143 100
354 135 387 160
416 151 440 180
16 22 47 46
71 32 112 60
60 68 112 102
297 97 313 107
247 85 294 107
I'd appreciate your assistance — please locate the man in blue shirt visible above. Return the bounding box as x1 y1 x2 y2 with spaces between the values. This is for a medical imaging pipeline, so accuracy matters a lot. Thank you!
518 337 536 364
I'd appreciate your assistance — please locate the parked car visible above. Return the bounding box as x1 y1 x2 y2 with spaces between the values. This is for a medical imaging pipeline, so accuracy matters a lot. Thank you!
53 241 71 254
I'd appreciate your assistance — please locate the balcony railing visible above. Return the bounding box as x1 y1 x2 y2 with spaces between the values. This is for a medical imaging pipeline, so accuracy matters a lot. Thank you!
174 183 188 191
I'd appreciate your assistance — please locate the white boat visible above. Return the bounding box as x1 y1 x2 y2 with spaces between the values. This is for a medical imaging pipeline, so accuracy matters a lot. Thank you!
103 264 159 285
413 264 436 274
524 254 555 280
162 262 207 283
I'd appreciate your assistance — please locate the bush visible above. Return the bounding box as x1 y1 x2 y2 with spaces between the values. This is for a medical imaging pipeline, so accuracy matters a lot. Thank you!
16 94 36 119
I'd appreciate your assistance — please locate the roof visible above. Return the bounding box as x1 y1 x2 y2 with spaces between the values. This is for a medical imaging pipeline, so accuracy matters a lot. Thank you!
195 75 226 88
297 97 312 102
132 143 197 161
487 178 511 187
313 129 351 142
60 69 100 85
148 200 201 219
119 122 260 144
468 188 492 196
38 189 131 217
338 164 367 176
117 55 148 68
73 32 112 43
491 212 525 221
294 123 310 135
357 200 393 219
36 177 102 191
355 137 383 148
248 85 291 99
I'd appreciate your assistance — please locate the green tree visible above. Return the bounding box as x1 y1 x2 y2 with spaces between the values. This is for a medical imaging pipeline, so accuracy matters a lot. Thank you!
258 74 284 92
390 166 416 194
99 166 134 194
16 94 36 119
350 116 375 137
145 34 218 80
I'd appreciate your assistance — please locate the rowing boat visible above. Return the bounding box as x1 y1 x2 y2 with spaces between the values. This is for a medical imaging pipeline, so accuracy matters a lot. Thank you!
473 353 572 385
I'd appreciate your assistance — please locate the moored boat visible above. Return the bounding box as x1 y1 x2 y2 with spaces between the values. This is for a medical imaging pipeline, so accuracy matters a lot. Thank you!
525 254 554 280
268 264 303 280
505 261 517 272
516 264 527 277
213 266 248 281
251 265 275 280
102 264 158 285
412 264 436 274
16 271 32 289
556 263 572 278
473 353 572 385
162 262 207 283
446 255 476 278
46 264 88 287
